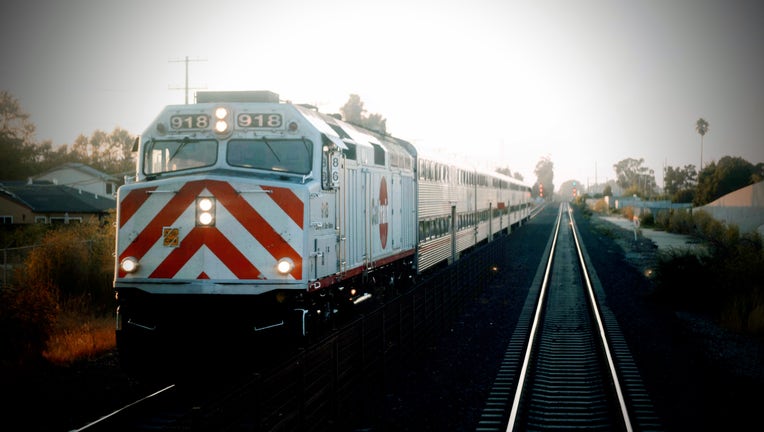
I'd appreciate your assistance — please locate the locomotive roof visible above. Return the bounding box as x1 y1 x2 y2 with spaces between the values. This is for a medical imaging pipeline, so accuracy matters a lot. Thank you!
295 104 417 162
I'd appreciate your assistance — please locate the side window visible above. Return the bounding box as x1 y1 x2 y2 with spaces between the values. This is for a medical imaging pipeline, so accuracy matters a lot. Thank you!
372 143 385 166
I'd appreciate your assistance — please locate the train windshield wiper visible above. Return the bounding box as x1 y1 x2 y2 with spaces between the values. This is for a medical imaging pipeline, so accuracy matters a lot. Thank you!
169 137 193 162
262 137 281 163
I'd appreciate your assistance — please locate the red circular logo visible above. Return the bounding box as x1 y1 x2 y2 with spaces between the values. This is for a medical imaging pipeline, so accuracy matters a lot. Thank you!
379 176 388 249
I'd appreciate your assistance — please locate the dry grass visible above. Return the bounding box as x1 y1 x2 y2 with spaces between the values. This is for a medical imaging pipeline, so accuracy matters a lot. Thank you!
43 313 115 365
0 220 117 366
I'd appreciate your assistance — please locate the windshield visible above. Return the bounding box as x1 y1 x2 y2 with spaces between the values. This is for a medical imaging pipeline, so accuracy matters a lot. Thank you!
143 139 218 175
227 138 313 175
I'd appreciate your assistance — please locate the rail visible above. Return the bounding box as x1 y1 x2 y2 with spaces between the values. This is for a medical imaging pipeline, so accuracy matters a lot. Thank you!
478 203 661 431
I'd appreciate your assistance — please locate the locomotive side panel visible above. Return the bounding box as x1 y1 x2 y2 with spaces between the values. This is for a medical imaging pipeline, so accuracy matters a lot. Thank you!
308 186 339 282
398 173 417 254
342 161 367 273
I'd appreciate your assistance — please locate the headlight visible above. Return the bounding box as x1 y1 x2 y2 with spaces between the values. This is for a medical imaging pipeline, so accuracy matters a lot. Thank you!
120 257 139 273
276 258 294 275
196 197 216 226
214 106 230 134
215 120 229 133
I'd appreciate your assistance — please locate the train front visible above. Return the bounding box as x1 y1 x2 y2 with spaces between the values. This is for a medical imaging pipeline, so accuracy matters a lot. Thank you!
114 92 322 370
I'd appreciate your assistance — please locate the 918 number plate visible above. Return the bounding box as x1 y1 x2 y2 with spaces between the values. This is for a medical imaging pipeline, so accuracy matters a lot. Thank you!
237 113 283 128
170 114 210 130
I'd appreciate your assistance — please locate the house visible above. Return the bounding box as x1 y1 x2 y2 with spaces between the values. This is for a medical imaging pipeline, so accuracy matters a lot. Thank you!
0 180 115 225
34 163 120 198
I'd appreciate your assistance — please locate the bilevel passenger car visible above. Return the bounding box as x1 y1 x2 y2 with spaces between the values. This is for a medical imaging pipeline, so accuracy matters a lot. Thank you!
114 91 532 368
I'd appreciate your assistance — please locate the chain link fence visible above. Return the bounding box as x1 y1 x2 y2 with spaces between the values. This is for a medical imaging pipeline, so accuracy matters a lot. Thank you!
1 245 36 288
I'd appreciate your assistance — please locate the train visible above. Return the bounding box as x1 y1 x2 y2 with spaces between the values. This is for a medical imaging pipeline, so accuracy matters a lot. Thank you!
114 91 532 369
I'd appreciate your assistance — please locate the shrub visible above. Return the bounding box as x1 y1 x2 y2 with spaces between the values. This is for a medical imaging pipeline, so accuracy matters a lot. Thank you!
19 221 114 314
653 250 714 311
0 280 59 366
654 209 671 229
622 206 635 221
653 228 764 335
0 217 116 365
592 198 608 214
668 209 693 234
639 211 654 227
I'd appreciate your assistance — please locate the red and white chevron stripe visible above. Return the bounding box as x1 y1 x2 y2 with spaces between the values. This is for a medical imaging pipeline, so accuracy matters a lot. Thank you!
117 179 304 282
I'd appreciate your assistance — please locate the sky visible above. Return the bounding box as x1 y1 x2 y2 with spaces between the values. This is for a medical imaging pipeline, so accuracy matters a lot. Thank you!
1 0 763 190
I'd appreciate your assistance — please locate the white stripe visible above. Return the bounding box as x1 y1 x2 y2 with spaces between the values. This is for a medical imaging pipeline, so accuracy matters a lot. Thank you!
134 204 197 277
173 245 238 280
235 184 304 253
117 185 176 256
214 203 277 278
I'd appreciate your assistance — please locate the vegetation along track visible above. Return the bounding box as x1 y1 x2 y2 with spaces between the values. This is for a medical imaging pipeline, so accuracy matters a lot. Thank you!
478 203 662 431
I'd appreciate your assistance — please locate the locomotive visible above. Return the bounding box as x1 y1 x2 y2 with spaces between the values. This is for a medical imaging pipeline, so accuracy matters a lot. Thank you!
114 91 531 368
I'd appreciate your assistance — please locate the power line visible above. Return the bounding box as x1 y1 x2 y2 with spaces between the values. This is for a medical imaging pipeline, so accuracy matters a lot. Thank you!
169 56 207 104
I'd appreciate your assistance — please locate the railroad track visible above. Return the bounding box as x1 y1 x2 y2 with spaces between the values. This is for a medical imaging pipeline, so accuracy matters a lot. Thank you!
478 203 662 431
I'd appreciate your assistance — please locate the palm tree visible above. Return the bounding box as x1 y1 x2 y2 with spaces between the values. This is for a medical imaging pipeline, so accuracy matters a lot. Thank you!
695 118 709 169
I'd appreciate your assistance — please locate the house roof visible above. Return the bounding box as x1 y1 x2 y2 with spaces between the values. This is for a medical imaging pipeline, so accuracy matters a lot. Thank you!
35 162 120 182
0 181 115 213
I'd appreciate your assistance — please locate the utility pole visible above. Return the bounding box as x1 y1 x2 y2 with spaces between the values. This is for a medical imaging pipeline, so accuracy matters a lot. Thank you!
170 56 206 104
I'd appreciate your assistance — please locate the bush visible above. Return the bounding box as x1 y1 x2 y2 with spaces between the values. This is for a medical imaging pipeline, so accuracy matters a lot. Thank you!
622 206 635 221
0 280 59 366
653 227 764 335
668 209 693 234
592 198 608 214
653 250 714 311
639 211 654 227
0 218 116 366
19 221 114 314
654 209 671 229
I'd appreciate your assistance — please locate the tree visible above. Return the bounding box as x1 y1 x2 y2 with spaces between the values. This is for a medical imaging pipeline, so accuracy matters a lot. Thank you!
664 164 697 198
495 167 524 182
340 94 364 125
0 91 40 179
534 156 554 200
613 157 656 197
339 94 387 134
602 184 612 197
696 118 709 169
0 91 136 180
694 156 757 206
69 128 136 175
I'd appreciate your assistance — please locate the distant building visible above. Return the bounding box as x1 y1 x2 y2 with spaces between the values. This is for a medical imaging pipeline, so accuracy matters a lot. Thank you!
0 180 115 225
34 162 119 198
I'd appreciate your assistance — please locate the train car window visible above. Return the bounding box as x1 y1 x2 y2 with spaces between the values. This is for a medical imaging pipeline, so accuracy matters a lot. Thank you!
343 142 357 160
227 139 312 175
372 143 385 166
144 139 218 175
329 123 352 140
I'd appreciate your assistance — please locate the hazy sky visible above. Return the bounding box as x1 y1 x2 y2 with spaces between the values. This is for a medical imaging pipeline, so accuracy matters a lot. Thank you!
2 0 762 189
